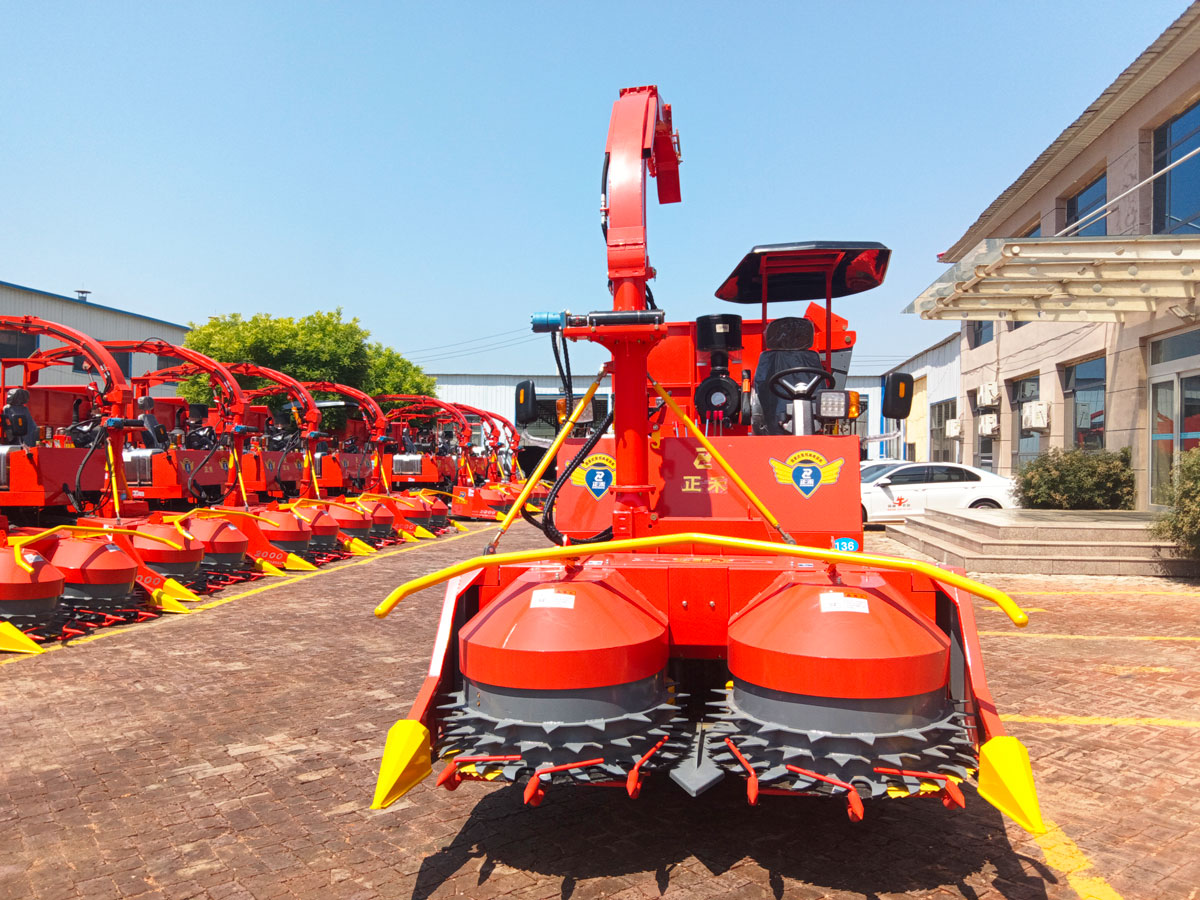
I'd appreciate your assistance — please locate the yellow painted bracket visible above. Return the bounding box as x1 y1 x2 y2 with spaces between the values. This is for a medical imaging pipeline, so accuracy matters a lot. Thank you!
372 720 433 809
0 621 45 655
978 735 1046 834
649 378 793 544
374 531 1028 627
488 365 609 552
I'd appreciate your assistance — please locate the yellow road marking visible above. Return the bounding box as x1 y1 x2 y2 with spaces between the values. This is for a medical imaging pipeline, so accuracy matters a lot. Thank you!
1002 713 1200 728
1034 820 1125 900
0 525 494 668
979 631 1199 642
1011 589 1200 598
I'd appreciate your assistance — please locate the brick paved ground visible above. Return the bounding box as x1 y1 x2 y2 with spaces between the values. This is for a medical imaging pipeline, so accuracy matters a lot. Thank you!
1 523 1197 900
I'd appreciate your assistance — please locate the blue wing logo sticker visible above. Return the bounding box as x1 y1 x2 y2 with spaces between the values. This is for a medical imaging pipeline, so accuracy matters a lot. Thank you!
570 453 616 500
768 450 844 498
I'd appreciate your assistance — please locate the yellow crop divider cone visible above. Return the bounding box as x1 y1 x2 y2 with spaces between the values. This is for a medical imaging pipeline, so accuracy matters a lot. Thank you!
371 720 432 809
978 735 1046 834
0 620 44 654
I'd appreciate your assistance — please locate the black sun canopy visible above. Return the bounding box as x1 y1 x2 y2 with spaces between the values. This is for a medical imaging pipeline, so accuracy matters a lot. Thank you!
715 242 891 304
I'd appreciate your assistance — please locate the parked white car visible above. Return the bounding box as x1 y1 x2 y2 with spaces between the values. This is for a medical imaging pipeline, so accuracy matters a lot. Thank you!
860 462 1015 523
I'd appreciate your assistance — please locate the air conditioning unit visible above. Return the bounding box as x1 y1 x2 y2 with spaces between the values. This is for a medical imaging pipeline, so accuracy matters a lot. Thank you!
977 382 1001 408
945 418 963 440
978 413 1000 436
1021 400 1051 432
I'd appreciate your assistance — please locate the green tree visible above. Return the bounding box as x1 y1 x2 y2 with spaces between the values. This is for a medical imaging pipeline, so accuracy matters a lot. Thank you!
365 341 436 396
179 309 434 402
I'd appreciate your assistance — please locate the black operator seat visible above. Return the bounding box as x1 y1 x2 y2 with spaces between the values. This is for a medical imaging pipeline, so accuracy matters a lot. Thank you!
136 395 170 449
2 388 38 447
753 318 824 435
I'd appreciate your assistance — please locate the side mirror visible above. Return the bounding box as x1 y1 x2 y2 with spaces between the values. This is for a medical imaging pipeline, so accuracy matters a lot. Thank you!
881 372 914 420
875 477 891 487
515 380 538 425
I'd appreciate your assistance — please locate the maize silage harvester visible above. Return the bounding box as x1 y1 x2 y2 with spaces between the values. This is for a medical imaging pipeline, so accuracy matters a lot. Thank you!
378 394 471 491
377 394 532 522
369 85 1045 835
0 316 223 652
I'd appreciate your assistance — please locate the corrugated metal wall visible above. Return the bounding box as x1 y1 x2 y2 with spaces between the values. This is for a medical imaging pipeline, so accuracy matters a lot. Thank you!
430 373 613 422
1 282 189 394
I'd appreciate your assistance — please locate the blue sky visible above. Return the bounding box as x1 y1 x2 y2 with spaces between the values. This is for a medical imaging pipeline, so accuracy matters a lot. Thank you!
1 1 1192 376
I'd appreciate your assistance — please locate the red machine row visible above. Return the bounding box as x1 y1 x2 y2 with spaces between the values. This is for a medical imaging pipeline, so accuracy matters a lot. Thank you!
0 317 533 654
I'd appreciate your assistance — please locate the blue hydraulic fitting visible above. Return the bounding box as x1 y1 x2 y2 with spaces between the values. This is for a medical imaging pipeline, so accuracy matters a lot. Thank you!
531 311 568 333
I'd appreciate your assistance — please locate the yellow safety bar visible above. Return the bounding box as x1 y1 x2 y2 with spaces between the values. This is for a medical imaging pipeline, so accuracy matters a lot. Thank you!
287 495 376 523
165 507 278 527
358 491 422 509
649 378 794 545
374 531 1028 627
8 525 184 574
487 365 609 553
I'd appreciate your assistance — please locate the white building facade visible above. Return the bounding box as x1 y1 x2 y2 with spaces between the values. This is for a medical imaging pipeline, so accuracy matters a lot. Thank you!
1 279 189 392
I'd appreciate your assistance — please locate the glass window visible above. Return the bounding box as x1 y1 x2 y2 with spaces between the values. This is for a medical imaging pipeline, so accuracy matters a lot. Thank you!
1064 358 1105 451
74 351 132 378
1154 100 1200 234
0 332 37 358
967 320 993 349
928 398 958 462
1023 224 1042 238
969 389 994 472
156 354 183 371
526 395 610 439
1151 380 1176 505
1151 327 1200 365
1065 174 1108 236
1011 376 1044 470
886 465 929 485
861 463 900 482
927 465 965 482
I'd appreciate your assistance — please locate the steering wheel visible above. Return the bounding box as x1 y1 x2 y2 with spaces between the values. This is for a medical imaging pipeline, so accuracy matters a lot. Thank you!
768 366 836 401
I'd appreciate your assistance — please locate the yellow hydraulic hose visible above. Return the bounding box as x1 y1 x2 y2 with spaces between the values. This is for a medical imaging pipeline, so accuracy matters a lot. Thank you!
374 530 1029 628
649 378 794 544
487 364 609 553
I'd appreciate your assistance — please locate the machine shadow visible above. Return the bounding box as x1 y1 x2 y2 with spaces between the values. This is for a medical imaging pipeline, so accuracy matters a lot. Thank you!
411 779 1055 899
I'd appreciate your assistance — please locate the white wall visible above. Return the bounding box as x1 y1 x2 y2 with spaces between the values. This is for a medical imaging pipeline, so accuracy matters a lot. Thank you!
1 281 189 395
430 373 613 422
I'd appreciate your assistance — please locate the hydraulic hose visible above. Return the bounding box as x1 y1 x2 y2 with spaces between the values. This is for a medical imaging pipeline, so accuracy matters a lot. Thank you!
524 410 614 546
185 437 224 504
69 424 106 514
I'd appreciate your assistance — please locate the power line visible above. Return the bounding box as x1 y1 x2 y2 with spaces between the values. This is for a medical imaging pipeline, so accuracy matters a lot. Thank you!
408 334 546 365
407 333 543 361
398 327 530 356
